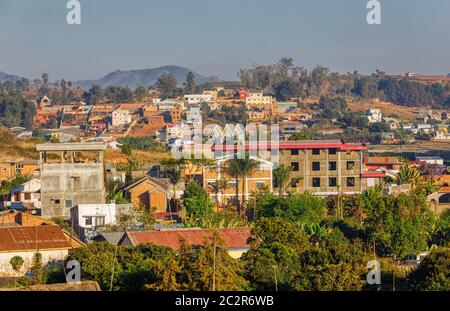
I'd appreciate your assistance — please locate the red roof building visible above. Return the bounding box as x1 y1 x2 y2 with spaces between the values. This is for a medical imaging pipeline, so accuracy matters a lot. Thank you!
119 227 252 258
0 225 72 252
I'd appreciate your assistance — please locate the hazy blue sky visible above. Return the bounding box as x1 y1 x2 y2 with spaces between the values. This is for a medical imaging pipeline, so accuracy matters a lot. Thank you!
0 0 449 81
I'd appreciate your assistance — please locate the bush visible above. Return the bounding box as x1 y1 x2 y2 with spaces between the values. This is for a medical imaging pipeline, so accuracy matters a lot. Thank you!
10 256 24 271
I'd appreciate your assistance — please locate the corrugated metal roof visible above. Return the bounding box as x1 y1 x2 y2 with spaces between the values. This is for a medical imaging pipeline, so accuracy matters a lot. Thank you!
126 227 252 250
0 225 72 252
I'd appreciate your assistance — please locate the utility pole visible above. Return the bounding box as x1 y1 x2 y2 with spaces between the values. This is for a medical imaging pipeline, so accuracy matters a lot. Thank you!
272 265 278 292
212 239 216 291
109 243 118 291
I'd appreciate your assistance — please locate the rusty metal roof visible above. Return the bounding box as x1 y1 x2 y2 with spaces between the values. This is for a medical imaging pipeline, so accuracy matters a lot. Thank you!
0 225 72 252
126 227 252 250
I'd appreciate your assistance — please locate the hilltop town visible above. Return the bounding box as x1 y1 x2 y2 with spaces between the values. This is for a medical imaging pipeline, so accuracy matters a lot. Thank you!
0 59 449 291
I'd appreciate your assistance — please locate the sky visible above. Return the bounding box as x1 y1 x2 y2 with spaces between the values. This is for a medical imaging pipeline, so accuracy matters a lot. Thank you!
0 0 449 82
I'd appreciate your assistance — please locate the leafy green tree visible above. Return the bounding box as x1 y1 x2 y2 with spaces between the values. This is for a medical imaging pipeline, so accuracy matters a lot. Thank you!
133 86 147 101
409 248 450 291
396 165 423 186
273 79 300 101
194 231 247 291
362 188 434 257
182 181 213 223
184 72 196 94
256 192 327 226
146 255 180 291
31 252 45 285
288 132 310 141
83 85 103 105
10 256 24 271
155 74 177 98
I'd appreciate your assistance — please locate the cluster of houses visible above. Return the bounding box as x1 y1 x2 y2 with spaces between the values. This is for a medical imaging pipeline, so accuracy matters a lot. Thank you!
24 88 316 147
3 84 450 281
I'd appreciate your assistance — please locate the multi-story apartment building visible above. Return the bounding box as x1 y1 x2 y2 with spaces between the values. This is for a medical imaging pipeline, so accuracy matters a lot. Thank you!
278 140 378 195
210 139 382 196
245 92 275 112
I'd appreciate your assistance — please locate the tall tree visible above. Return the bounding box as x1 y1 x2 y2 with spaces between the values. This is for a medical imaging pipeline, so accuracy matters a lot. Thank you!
184 72 196 94
273 165 292 196
155 74 177 98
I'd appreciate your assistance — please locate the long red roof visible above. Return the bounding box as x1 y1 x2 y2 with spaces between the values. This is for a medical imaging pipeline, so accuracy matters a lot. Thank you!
211 140 367 151
0 225 72 252
126 227 252 250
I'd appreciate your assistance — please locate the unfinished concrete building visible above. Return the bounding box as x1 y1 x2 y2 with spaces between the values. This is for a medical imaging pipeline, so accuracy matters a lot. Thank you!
37 143 106 219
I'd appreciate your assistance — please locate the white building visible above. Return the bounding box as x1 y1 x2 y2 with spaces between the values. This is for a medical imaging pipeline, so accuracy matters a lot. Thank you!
157 99 184 111
433 130 450 141
7 179 42 212
245 92 274 108
365 108 382 124
186 107 202 124
0 225 71 277
416 156 444 165
184 94 214 105
70 203 117 241
111 109 132 127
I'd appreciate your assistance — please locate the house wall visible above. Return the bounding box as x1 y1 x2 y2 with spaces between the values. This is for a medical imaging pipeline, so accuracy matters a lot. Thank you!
0 162 16 180
129 181 167 211
203 161 272 203
40 161 105 219
71 204 117 241
0 249 69 277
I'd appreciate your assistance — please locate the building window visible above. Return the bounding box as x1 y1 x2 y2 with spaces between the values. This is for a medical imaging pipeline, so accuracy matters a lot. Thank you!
329 161 337 171
329 148 337 155
312 178 321 188
312 149 320 155
347 161 355 170
347 177 355 187
291 162 299 171
256 182 265 190
95 216 105 227
312 162 320 171
65 200 73 208
52 199 60 205
329 177 337 187
24 193 31 200
291 178 301 188
291 149 299 156
85 217 92 226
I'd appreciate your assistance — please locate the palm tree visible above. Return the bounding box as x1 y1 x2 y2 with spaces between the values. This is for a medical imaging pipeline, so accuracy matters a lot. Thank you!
208 178 229 210
165 166 182 220
224 158 260 216
396 165 423 188
273 165 292 196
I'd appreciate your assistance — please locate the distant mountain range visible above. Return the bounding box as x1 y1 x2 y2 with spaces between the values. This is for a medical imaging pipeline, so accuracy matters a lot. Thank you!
72 65 220 89
0 71 23 83
0 65 221 89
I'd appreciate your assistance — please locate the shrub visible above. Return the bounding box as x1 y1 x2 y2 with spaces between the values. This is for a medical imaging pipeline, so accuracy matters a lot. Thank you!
10 256 24 271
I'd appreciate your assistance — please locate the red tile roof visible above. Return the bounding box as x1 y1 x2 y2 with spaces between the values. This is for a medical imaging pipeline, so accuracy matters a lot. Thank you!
438 187 450 193
0 225 72 252
364 156 401 165
125 227 252 250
